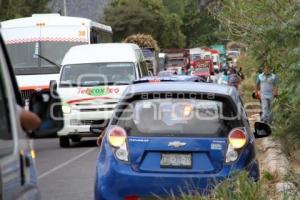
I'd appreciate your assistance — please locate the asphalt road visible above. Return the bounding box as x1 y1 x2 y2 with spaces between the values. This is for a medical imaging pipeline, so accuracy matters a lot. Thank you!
33 138 99 200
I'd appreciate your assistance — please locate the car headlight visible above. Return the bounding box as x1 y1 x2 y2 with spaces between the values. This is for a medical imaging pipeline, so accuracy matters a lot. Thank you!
62 104 71 114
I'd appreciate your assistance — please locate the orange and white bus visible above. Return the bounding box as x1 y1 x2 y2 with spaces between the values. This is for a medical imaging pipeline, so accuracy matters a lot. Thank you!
0 13 112 100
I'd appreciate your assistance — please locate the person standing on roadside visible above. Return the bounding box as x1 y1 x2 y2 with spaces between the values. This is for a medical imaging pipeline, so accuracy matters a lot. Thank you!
256 65 279 124
227 67 240 89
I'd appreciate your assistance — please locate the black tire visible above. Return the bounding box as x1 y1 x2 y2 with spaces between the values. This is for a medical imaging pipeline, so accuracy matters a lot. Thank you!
59 136 70 148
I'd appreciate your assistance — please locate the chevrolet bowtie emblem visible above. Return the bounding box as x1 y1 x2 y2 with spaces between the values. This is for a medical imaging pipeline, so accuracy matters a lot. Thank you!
168 141 186 148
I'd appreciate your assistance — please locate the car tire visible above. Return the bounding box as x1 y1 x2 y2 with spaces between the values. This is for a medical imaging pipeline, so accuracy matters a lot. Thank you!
59 136 70 148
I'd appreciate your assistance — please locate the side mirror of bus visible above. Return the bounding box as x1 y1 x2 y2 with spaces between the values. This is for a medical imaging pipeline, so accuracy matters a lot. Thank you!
29 90 64 138
50 80 57 92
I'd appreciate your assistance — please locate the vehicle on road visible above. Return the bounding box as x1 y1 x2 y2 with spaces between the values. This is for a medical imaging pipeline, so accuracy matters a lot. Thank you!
164 48 189 75
189 59 213 82
0 13 112 101
93 82 272 199
56 43 149 147
0 33 63 200
189 48 204 67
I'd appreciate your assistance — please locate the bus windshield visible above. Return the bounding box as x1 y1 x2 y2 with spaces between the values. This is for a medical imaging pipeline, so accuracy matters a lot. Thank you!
6 41 86 75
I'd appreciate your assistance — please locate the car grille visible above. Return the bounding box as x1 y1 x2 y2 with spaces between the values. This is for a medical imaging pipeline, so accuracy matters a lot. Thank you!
20 89 36 100
70 120 96 126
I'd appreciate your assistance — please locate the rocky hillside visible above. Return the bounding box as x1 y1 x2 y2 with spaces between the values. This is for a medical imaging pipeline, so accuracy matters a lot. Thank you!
49 0 114 22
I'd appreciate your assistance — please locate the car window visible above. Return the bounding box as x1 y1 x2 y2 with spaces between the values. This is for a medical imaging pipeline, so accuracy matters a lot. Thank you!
114 96 242 137
0 52 13 158
139 61 149 77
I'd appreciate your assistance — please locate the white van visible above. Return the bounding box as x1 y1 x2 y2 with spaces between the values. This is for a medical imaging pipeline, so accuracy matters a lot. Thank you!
56 43 148 147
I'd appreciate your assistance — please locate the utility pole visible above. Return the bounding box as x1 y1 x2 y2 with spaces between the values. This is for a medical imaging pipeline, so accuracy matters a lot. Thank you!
63 0 67 16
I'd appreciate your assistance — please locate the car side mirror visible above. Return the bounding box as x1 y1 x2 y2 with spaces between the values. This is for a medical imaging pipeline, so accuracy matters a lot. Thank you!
49 80 57 92
29 90 64 138
253 122 272 138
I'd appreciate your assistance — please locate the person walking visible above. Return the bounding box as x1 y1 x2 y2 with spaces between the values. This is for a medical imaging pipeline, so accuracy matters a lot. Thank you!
256 65 279 124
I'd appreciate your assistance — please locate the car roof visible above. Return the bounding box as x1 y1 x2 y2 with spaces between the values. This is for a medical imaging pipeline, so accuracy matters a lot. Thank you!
62 43 141 65
125 82 239 101
135 75 203 82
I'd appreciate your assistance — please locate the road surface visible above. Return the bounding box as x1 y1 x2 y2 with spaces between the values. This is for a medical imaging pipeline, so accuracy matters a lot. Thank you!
34 138 99 200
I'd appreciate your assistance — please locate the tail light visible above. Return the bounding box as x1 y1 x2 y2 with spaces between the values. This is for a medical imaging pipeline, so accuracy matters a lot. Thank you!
124 196 140 200
108 126 129 162
226 128 247 163
108 126 127 148
228 128 247 149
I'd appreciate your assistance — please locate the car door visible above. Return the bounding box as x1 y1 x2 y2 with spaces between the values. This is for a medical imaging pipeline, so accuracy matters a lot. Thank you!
0 34 40 200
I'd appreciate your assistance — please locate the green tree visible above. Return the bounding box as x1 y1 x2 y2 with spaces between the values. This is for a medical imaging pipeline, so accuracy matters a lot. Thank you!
104 0 185 48
163 0 187 17
0 0 49 21
182 0 224 47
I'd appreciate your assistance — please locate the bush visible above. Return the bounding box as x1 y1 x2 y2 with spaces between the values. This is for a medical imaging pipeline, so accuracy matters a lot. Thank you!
179 171 267 200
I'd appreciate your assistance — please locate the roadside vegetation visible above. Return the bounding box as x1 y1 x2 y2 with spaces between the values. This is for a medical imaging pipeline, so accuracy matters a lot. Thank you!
0 0 48 20
213 0 300 152
104 0 224 49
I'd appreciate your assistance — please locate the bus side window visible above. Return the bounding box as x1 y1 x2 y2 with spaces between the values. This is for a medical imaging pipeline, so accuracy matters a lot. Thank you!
90 29 97 44
100 32 112 43
0 60 13 158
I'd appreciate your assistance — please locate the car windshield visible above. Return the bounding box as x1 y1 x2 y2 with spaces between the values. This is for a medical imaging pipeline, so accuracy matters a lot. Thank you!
194 67 209 73
115 98 241 137
168 59 184 67
6 41 84 75
158 71 174 76
60 62 136 87
190 54 201 61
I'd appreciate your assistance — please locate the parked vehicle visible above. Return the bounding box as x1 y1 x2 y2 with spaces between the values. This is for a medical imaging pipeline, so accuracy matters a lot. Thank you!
0 13 112 101
123 34 159 75
55 43 148 147
0 33 63 200
93 81 272 199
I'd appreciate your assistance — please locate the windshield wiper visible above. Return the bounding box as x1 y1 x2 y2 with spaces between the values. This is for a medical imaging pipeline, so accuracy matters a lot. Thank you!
34 54 60 68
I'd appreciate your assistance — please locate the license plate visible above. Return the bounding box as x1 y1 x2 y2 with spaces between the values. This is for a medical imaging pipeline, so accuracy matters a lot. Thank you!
160 153 192 168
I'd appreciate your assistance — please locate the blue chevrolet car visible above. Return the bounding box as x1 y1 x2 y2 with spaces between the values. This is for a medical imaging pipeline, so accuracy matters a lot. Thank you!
93 82 271 200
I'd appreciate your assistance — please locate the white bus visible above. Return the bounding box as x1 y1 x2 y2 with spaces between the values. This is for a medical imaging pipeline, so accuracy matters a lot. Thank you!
0 13 112 100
